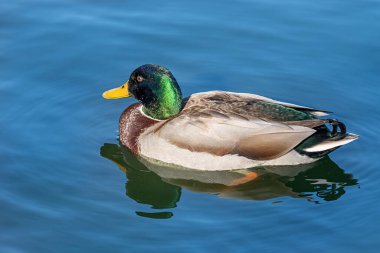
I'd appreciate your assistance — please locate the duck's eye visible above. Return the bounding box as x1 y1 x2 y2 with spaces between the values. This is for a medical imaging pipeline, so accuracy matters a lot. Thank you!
136 76 144 83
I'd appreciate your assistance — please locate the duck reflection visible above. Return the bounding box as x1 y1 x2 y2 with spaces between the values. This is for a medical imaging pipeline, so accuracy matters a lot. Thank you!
100 143 180 219
100 143 357 218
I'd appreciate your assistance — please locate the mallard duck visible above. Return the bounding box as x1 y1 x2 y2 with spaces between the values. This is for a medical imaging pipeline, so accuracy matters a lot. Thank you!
103 64 358 171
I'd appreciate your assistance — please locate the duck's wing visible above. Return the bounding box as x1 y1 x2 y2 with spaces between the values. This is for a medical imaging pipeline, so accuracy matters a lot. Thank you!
182 91 331 117
151 91 319 160
246 93 331 116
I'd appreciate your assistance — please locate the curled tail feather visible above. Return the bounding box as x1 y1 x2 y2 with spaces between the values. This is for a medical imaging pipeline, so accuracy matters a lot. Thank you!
302 119 358 154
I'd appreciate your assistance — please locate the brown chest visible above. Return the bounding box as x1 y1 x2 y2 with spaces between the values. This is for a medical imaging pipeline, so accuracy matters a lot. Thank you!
118 103 159 154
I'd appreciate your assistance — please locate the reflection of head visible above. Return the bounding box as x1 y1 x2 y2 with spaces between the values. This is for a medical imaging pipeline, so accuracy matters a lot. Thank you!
125 166 181 209
100 143 181 217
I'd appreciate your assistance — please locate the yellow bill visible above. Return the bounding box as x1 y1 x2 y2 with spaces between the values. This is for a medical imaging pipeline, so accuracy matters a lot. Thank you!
102 81 130 99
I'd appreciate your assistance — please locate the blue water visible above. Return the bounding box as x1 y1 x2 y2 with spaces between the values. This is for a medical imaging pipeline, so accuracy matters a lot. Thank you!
1 0 380 252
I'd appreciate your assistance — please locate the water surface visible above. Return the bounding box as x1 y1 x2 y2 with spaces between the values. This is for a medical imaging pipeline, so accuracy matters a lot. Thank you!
1 0 380 252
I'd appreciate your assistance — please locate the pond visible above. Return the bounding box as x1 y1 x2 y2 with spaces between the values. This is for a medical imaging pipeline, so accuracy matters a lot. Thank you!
1 0 379 252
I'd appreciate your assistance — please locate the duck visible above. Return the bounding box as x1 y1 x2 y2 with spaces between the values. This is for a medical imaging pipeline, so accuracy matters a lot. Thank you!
102 64 358 171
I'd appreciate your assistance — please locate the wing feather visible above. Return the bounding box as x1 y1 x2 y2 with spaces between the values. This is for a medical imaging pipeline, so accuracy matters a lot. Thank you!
183 91 331 117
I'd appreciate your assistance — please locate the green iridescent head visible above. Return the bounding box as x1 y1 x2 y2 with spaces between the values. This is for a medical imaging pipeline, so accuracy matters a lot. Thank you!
103 64 183 120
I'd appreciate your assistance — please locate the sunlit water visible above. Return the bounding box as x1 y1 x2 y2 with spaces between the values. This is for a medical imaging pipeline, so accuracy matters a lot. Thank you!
1 0 380 252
